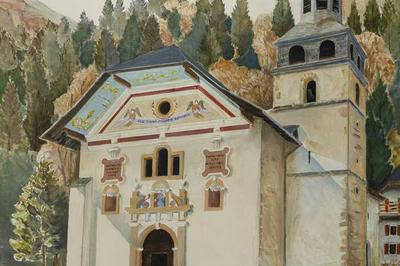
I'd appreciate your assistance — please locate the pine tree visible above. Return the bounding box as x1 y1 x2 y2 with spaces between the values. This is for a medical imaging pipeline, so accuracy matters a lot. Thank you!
348 1 362 34
57 17 71 47
272 0 295 37
10 161 68 265
196 0 211 14
113 0 127 41
180 13 208 61
72 12 95 67
95 30 120 71
38 21 62 83
168 9 181 40
364 0 382 34
139 16 163 54
210 0 234 60
199 27 222 67
51 39 78 102
231 0 254 56
118 10 142 62
0 31 17 72
366 78 394 188
100 0 114 31
22 48 53 151
382 0 397 51
129 0 149 20
0 78 23 151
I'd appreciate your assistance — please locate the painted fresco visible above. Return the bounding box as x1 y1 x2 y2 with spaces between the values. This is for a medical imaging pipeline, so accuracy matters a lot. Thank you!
66 79 124 135
103 92 226 133
117 65 191 87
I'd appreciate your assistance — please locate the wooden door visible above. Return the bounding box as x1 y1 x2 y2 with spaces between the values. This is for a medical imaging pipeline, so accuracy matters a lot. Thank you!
142 229 174 266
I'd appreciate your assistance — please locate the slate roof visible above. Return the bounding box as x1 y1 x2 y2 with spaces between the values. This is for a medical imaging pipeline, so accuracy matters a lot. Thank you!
276 12 348 44
41 45 300 149
379 168 400 192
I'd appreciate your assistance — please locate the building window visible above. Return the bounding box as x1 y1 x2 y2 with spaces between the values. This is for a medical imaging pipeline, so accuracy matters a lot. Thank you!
332 0 340 13
355 84 360 106
289 46 305 64
357 56 361 69
303 0 311 13
391 226 397 235
157 148 169 176
390 244 397 254
350 45 354 60
317 0 328 9
319 40 335 59
204 178 225 211
102 185 120 215
306 80 317 103
142 146 184 180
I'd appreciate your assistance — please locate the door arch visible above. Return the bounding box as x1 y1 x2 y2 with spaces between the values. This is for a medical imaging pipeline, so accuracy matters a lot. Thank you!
142 229 174 266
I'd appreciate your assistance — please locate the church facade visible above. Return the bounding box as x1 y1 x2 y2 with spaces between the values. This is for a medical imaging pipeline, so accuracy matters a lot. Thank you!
42 1 373 265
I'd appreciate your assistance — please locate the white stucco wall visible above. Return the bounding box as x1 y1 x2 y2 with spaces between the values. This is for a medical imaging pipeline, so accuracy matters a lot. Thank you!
366 193 380 266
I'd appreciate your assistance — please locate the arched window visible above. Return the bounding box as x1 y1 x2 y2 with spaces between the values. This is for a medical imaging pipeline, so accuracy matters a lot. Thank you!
289 46 305 64
332 0 340 13
205 178 225 211
306 80 317 103
350 45 354 60
355 83 360 106
304 0 311 13
157 148 169 176
317 0 328 9
319 40 335 59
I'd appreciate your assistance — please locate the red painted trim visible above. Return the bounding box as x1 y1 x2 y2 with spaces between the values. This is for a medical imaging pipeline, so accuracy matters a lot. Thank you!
99 85 236 133
198 87 236 118
220 124 250 132
88 139 112 146
166 128 214 137
117 134 160 143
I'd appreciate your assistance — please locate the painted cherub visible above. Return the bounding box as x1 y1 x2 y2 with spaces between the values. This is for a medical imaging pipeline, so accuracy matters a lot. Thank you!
187 100 206 118
122 107 142 127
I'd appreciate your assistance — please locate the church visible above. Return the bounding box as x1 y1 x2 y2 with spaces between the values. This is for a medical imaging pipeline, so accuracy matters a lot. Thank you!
42 0 371 265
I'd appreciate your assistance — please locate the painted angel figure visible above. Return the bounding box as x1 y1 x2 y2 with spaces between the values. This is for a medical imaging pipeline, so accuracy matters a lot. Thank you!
119 107 142 127
187 99 206 118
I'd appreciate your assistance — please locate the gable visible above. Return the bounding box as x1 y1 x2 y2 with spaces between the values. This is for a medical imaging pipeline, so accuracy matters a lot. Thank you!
99 85 235 134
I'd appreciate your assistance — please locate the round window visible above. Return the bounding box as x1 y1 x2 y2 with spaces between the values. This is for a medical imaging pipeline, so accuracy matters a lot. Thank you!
158 101 171 115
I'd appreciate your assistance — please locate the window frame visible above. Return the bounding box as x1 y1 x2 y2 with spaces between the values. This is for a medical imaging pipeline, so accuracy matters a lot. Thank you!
305 80 317 103
102 185 120 215
204 179 225 211
141 146 184 181
289 45 306 65
355 83 360 106
319 40 336 60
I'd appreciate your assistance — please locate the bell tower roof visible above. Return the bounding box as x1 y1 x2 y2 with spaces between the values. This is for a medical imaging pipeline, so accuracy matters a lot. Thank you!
301 0 342 23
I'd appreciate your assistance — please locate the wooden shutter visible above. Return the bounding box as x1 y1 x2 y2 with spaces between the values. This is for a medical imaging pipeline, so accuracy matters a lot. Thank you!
105 196 117 212
397 225 400 235
397 244 400 254
384 244 389 254
385 225 390 236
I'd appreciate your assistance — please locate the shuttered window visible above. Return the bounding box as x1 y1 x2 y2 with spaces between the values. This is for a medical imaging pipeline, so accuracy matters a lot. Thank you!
208 190 221 208
384 244 389 254
385 225 390 236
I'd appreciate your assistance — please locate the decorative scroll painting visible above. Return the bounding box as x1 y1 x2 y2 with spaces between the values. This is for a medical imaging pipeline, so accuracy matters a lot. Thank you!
117 65 191 87
65 79 125 135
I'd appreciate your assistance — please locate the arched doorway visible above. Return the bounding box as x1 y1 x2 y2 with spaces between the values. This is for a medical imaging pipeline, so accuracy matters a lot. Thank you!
142 229 174 266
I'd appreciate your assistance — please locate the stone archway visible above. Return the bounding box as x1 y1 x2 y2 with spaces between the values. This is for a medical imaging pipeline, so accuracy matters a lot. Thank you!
142 229 174 266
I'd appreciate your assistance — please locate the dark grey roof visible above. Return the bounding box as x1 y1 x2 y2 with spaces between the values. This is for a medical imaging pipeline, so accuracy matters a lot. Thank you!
380 168 400 192
106 45 188 73
42 45 300 149
276 12 348 45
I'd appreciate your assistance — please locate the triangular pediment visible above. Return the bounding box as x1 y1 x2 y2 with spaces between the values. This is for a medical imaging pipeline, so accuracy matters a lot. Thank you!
99 85 235 134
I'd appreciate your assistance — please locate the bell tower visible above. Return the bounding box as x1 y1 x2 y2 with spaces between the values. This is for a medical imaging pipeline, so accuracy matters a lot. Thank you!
270 0 368 265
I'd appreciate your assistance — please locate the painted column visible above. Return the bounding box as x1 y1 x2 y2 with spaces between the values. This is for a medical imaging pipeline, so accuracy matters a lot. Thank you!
130 223 140 266
176 222 187 266
66 180 90 266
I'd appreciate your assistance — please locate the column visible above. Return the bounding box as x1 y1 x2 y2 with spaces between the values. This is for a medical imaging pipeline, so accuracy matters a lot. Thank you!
176 222 187 266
